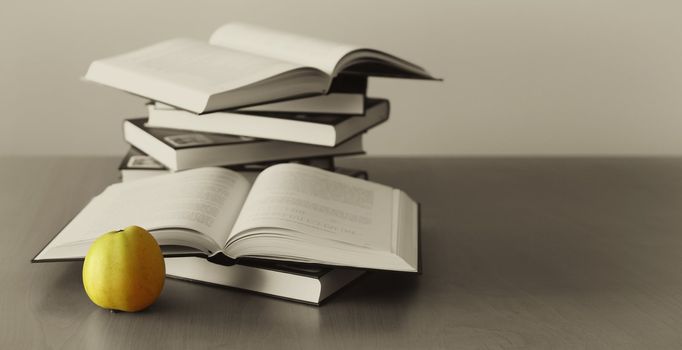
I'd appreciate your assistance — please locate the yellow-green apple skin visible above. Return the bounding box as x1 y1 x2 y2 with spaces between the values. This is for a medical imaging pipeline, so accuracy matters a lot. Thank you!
82 226 165 312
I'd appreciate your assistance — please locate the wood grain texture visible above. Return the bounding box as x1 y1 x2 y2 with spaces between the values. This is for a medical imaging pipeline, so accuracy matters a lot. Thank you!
3 156 682 349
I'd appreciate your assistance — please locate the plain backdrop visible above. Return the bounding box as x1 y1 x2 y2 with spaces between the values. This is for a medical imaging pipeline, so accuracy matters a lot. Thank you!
2 0 682 156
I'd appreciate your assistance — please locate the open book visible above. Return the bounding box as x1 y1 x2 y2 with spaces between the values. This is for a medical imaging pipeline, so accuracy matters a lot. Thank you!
34 164 420 272
84 22 437 114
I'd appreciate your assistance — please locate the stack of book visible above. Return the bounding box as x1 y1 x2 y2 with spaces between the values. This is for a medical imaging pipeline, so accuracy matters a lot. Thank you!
35 23 435 304
117 72 379 183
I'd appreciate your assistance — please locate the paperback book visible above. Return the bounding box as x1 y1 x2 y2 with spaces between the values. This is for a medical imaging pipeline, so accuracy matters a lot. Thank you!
85 22 436 113
34 164 420 273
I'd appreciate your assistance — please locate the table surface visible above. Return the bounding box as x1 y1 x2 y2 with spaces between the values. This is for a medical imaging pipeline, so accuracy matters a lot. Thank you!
3 156 682 349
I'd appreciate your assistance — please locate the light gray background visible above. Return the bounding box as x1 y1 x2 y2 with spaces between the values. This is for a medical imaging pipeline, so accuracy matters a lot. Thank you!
2 0 682 156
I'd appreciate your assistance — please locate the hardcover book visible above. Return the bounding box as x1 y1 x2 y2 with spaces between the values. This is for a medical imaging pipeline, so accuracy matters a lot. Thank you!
118 147 338 182
123 118 364 171
235 74 367 115
236 93 364 115
146 98 389 147
165 258 365 305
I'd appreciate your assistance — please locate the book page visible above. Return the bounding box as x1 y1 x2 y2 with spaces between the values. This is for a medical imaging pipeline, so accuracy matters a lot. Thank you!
87 38 304 95
209 23 358 76
49 168 251 251
229 164 394 251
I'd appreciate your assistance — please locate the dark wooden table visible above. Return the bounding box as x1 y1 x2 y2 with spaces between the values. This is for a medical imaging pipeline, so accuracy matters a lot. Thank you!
3 156 682 349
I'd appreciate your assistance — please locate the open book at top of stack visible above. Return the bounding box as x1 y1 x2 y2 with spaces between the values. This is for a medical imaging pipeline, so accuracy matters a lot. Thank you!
84 22 437 114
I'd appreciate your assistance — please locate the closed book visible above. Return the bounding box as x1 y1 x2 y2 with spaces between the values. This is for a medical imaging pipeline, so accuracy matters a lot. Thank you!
234 75 367 115
146 98 389 147
123 119 364 171
165 257 365 305
118 147 337 182
236 93 364 115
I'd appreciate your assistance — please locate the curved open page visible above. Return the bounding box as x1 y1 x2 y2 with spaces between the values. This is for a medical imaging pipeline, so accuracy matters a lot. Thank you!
35 168 251 261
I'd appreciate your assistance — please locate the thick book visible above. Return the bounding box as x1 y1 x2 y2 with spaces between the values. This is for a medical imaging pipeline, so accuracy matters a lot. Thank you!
84 22 436 113
235 74 367 115
146 98 389 147
34 164 420 272
237 93 364 115
118 147 338 182
165 258 365 305
123 118 364 171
